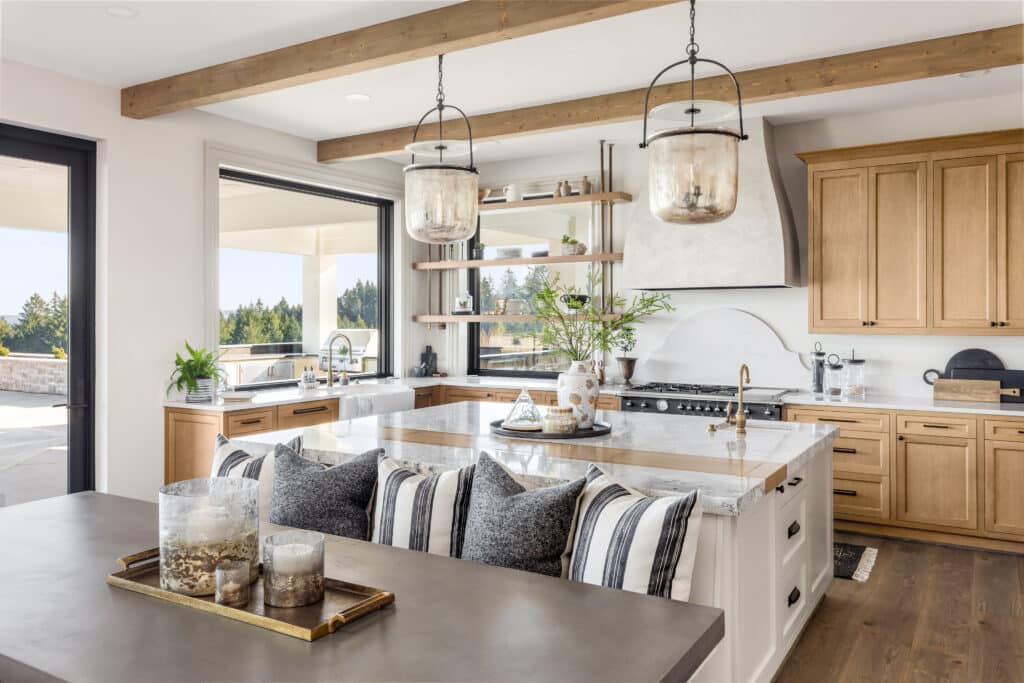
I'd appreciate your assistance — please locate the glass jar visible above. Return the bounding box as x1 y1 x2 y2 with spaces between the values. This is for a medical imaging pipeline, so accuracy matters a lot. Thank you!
263 530 326 608
543 407 578 434
824 354 845 401
810 341 826 394
844 351 867 400
215 560 251 607
404 164 479 244
646 126 739 224
159 477 259 596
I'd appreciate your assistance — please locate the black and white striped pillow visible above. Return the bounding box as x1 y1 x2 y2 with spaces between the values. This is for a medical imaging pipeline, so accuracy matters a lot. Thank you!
371 455 474 558
569 465 702 601
211 433 302 517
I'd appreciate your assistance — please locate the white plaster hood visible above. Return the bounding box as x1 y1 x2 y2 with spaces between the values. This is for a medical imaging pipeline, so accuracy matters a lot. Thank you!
623 117 798 289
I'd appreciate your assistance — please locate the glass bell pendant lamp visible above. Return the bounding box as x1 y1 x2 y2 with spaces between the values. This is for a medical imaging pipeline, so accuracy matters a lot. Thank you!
639 0 748 224
404 54 479 244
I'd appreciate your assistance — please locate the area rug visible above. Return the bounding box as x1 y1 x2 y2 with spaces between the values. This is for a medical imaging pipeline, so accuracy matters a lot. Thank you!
833 542 877 582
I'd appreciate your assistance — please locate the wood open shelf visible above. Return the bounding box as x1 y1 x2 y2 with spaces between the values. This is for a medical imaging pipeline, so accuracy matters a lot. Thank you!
413 313 621 324
412 252 623 271
478 191 632 212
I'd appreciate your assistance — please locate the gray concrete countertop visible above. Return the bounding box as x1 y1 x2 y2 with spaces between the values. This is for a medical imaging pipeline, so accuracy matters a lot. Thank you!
0 493 724 683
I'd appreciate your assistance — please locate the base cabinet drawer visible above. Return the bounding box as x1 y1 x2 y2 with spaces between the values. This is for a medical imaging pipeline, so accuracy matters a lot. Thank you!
984 441 1024 537
596 394 621 411
984 420 1024 443
276 400 338 429
224 408 277 437
897 413 976 439
413 386 440 409
833 474 890 522
831 431 889 476
444 387 500 403
785 407 890 433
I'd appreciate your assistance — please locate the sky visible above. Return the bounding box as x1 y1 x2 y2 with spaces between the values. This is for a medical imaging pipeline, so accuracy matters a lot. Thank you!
218 249 377 311
0 226 68 314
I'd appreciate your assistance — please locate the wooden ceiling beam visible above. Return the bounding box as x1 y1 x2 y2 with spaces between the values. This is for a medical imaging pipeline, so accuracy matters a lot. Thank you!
317 23 1024 161
120 1 674 119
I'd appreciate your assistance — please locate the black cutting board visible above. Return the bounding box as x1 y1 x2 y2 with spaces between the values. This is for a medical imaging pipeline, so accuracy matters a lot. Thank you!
948 368 1024 403
943 349 1004 376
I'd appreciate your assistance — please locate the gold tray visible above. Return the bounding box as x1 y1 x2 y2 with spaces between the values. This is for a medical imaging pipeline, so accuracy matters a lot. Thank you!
107 548 395 641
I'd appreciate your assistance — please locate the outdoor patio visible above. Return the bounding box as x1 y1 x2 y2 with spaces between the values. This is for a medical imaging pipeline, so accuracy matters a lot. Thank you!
0 390 66 507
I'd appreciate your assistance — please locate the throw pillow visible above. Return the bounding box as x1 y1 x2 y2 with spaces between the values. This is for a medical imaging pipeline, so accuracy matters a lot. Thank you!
269 444 382 540
569 465 703 601
462 452 585 577
372 454 474 557
210 433 302 518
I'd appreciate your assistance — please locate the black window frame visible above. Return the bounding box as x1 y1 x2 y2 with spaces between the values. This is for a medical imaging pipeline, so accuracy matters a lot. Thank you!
465 222 558 380
218 168 393 386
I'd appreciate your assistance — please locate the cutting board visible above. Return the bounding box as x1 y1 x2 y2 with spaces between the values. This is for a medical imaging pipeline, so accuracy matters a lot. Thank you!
933 379 1021 403
947 368 1024 404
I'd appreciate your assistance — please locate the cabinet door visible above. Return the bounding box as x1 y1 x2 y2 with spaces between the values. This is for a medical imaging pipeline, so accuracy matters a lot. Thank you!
810 168 868 329
984 440 1024 537
895 434 977 530
932 156 998 328
868 162 927 328
998 153 1024 328
164 410 221 484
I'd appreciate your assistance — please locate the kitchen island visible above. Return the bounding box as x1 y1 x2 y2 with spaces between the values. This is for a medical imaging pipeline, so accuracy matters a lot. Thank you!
244 402 838 683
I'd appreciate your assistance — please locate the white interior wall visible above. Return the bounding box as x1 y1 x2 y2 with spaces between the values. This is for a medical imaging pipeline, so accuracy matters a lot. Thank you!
0 59 403 501
473 91 1024 396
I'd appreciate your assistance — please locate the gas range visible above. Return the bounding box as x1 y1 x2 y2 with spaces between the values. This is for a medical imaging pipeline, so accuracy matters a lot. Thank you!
620 382 796 421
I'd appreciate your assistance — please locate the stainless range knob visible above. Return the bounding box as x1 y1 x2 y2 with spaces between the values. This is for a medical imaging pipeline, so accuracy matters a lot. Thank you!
685 404 694 410
744 408 751 416
624 400 634 408
763 408 773 416
640 402 649 409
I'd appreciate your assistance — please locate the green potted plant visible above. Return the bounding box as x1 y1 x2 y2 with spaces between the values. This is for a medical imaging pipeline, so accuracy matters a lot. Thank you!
613 327 638 385
532 272 673 425
167 341 225 403
560 234 587 256
471 241 486 260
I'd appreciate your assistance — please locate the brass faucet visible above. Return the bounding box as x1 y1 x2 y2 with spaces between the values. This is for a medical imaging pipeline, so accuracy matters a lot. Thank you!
325 330 355 388
735 363 751 435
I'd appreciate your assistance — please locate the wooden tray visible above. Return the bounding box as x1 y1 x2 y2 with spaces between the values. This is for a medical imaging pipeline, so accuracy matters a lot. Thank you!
489 419 611 439
107 548 394 641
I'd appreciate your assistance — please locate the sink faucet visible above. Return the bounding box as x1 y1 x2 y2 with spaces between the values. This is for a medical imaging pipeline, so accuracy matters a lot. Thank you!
734 363 751 435
325 330 354 388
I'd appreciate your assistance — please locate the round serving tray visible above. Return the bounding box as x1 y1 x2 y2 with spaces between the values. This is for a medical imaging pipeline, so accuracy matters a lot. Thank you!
489 419 612 440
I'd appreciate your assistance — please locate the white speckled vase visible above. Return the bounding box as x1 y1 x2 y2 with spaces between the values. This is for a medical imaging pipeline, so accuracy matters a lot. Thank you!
557 360 600 429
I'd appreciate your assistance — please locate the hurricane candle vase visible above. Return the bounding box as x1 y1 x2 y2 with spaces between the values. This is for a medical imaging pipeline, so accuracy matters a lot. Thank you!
215 560 251 607
263 530 326 608
158 477 259 596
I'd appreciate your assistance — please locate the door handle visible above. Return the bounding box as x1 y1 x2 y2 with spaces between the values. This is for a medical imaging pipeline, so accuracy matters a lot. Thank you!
239 418 263 425
897 435 905 441
788 521 801 538
833 447 858 454
788 587 801 608
921 424 950 430
293 405 328 415
788 476 803 486
818 417 856 424
833 488 858 496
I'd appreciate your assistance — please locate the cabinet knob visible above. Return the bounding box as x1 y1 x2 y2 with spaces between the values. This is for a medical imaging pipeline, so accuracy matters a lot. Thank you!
990 321 998 327
999 321 1008 327
897 434 905 441
861 321 869 326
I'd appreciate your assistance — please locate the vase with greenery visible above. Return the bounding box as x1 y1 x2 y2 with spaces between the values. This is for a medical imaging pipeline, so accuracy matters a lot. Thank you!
560 234 586 256
167 341 225 403
613 327 638 385
471 241 486 260
532 272 673 425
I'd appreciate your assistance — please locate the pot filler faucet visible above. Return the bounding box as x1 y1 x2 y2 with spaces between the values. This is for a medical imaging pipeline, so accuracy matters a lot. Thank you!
325 330 354 388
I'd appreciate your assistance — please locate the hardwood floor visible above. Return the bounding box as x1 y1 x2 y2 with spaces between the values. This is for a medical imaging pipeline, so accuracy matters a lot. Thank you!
778 531 1024 682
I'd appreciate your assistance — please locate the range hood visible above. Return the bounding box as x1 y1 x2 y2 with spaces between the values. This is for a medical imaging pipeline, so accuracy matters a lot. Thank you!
623 117 798 289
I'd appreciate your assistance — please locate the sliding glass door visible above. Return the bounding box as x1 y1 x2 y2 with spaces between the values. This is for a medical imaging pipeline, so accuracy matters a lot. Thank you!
0 124 95 504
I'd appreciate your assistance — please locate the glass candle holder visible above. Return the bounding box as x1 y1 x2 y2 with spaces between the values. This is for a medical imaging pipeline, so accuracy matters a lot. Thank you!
263 530 326 608
215 560 251 607
159 478 259 596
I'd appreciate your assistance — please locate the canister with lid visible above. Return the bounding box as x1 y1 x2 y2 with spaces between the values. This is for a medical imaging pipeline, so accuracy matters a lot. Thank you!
824 354 845 401
843 349 867 399
810 341 826 394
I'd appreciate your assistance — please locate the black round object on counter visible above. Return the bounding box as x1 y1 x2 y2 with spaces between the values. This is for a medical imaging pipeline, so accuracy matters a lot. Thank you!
489 420 611 440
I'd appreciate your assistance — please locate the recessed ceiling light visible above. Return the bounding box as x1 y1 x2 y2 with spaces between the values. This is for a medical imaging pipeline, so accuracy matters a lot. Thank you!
105 5 138 18
345 93 371 102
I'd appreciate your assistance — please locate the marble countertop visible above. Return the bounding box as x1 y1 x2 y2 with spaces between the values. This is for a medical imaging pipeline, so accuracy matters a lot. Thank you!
241 401 837 517
785 391 1024 417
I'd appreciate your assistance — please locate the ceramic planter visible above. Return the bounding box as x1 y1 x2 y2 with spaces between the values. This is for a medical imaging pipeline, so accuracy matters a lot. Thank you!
186 377 215 403
557 360 600 429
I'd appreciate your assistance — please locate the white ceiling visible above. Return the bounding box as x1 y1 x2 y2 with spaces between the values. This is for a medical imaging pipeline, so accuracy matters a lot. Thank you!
2 1 1021 164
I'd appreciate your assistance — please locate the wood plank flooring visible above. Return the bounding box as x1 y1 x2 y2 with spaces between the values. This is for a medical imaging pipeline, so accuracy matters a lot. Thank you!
778 532 1023 683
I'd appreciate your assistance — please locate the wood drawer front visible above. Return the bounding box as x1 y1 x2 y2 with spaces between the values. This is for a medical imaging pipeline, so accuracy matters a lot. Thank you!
984 441 1024 537
833 474 890 522
984 420 1024 443
413 387 439 409
786 407 890 433
596 394 621 411
897 413 976 438
444 387 500 403
224 409 276 437
831 431 889 476
276 400 338 429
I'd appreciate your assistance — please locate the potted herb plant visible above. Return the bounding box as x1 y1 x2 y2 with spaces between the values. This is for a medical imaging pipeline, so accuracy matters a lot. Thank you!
167 341 225 403
560 234 587 256
533 272 673 427
471 241 486 260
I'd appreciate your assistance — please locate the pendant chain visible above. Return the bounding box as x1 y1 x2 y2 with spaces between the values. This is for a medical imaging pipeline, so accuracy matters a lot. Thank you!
436 54 445 107
686 0 698 57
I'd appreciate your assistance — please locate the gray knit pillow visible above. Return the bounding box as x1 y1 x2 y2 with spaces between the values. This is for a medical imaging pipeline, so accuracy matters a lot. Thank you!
269 444 382 540
461 452 586 577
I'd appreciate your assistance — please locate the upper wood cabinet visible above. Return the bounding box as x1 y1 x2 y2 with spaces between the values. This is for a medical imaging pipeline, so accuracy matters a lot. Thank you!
799 129 1023 335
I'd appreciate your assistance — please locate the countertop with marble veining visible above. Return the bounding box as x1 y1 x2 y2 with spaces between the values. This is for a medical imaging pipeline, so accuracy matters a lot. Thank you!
240 401 837 517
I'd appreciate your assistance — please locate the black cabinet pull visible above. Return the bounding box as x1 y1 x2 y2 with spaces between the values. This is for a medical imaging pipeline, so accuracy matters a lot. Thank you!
897 435 905 441
788 587 801 608
990 321 998 327
833 488 858 497
776 485 785 494
833 447 858 454
239 418 262 425
788 521 801 538
818 417 856 424
788 476 803 487
922 423 950 429
861 320 869 326
293 405 328 415
1018 430 1024 435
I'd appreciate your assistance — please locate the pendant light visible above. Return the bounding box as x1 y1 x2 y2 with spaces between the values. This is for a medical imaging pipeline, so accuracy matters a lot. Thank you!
404 54 479 244
640 0 748 224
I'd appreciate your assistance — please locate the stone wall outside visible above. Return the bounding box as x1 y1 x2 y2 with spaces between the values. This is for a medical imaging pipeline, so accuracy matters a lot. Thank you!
0 356 68 395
